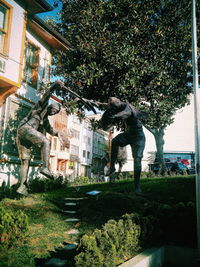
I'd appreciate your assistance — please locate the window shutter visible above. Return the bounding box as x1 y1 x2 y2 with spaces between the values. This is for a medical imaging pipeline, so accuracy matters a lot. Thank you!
32 48 39 87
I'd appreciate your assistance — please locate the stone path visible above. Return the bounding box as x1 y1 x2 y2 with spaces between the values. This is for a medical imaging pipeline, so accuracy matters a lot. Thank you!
39 196 87 266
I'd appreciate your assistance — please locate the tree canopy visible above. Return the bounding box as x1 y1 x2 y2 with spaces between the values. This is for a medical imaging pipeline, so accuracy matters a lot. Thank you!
52 0 194 173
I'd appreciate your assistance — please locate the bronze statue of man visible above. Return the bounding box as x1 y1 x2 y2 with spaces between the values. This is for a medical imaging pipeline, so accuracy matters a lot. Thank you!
100 97 147 196
16 81 70 195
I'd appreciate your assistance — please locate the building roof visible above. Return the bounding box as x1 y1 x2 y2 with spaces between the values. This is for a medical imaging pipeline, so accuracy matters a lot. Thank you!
16 0 71 50
16 0 53 15
27 15 71 50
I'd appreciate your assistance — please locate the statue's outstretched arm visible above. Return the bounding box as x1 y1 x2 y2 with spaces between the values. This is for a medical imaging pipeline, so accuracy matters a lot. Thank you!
39 81 63 109
81 98 108 109
44 119 58 136
111 109 132 120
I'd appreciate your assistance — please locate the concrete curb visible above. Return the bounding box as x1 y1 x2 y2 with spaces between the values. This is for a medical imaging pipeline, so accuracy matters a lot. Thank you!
118 246 198 267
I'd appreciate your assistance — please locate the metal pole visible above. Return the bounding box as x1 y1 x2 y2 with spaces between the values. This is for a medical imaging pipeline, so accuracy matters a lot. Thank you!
192 0 200 253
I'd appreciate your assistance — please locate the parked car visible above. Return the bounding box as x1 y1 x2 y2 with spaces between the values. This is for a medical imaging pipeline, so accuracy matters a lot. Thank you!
170 162 188 175
187 167 196 175
149 162 195 175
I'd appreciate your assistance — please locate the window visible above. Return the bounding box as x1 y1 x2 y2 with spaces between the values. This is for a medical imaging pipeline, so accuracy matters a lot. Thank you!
72 115 80 124
0 1 11 55
71 144 79 156
87 151 90 159
60 144 65 151
57 159 66 172
68 161 74 169
49 136 52 149
83 135 87 144
83 150 86 158
84 121 88 129
87 137 91 145
53 137 57 151
71 129 80 139
23 40 40 87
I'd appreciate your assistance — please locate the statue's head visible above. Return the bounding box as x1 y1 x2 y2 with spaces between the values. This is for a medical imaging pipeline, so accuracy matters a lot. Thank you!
47 103 61 116
108 97 122 109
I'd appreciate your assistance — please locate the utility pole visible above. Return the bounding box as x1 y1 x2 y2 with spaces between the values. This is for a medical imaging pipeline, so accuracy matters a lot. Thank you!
192 0 200 254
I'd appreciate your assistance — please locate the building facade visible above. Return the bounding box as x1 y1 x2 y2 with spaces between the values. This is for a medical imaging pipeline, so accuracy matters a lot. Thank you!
79 118 93 177
0 0 70 186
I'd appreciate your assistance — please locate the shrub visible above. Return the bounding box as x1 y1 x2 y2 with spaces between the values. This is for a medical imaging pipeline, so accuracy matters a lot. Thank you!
0 207 29 248
75 214 141 267
0 182 19 201
141 200 197 246
115 172 134 180
29 176 69 193
71 176 90 186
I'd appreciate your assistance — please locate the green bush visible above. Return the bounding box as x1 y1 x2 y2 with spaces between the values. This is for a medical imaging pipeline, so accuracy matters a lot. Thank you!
141 200 197 246
115 171 134 180
71 176 90 186
0 207 29 248
29 176 69 193
75 214 141 267
0 182 19 201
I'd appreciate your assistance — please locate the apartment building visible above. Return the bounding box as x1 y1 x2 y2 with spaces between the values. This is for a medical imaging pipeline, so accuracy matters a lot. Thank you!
65 114 81 178
46 109 109 179
0 0 70 186
47 105 70 176
79 118 93 177
92 128 108 176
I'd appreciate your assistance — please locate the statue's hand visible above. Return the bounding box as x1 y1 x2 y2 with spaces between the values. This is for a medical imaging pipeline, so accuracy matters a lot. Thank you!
58 132 70 149
50 80 64 92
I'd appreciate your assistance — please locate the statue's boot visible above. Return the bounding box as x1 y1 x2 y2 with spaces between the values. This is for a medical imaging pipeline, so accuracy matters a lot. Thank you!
40 167 55 180
135 190 146 198
17 184 28 196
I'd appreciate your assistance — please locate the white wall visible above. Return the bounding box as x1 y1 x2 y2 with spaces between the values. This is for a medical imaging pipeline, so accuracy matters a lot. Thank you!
0 0 24 83
16 29 51 102
0 11 53 186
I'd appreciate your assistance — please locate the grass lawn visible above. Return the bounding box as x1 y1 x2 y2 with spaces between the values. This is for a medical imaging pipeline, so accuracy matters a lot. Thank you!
0 175 197 266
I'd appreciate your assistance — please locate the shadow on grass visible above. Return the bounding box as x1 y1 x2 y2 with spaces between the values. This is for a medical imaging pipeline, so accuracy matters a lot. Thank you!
43 176 197 247
0 176 196 266
35 242 77 267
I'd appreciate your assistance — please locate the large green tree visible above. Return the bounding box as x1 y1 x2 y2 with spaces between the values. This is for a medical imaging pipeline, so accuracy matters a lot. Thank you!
53 0 193 173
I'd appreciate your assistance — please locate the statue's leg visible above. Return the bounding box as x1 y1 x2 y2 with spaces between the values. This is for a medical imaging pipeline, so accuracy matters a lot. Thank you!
107 133 128 176
17 159 29 196
131 132 145 195
16 132 31 196
40 138 51 169
39 138 55 179
133 157 142 194
20 127 54 179
109 138 119 173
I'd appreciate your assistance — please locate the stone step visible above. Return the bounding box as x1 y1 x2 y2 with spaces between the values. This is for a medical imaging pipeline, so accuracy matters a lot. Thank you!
66 229 80 235
65 218 80 222
64 197 87 200
63 243 78 250
63 210 77 214
65 202 77 206
45 258 67 266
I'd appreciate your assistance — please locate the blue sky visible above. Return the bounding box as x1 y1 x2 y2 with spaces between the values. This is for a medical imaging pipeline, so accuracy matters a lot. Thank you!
37 0 63 82
37 0 62 21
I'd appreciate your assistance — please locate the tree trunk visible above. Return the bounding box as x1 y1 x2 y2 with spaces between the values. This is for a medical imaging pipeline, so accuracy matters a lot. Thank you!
153 129 167 175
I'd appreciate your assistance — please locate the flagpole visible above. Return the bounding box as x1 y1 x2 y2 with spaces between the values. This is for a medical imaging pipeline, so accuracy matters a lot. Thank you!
192 0 200 253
